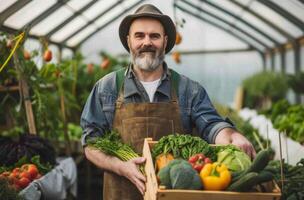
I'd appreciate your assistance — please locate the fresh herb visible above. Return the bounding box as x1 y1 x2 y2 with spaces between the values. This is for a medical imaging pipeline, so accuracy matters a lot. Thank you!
87 131 144 173
152 134 216 161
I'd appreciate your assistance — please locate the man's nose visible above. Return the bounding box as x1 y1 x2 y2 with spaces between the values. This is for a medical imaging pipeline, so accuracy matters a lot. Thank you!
143 35 152 46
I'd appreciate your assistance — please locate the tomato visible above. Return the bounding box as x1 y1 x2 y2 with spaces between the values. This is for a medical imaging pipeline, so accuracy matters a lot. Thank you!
6 40 13 48
34 173 42 180
172 52 181 63
21 164 39 180
16 177 30 189
87 63 94 74
43 50 52 62
19 171 31 180
12 168 21 177
23 50 31 60
175 32 182 45
100 58 110 69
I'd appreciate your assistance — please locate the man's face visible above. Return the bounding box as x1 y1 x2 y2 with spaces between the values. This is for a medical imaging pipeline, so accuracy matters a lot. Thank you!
127 18 167 71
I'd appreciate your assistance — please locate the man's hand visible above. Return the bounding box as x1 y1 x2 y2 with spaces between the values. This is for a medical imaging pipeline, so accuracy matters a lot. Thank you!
215 128 256 159
117 157 146 195
84 147 146 194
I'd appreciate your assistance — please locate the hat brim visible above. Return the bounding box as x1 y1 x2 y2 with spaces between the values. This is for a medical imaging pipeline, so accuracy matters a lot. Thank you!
119 13 176 54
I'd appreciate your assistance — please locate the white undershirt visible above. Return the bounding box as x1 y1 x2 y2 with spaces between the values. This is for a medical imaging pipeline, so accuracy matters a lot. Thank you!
140 78 161 102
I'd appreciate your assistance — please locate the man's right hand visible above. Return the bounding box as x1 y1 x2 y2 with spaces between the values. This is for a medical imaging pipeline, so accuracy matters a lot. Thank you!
117 157 146 195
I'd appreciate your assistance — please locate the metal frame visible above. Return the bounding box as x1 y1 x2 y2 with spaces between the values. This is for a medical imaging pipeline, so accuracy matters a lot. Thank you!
174 4 263 54
178 0 269 49
22 0 70 30
0 0 31 25
46 0 98 38
198 0 280 46
61 0 124 43
77 0 144 46
229 0 295 42
257 0 304 32
0 25 75 51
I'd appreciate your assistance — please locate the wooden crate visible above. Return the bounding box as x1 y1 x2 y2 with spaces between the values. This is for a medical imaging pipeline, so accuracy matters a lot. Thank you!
143 138 281 200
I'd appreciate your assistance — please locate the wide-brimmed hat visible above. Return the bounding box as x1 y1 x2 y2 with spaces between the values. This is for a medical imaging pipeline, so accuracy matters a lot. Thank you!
119 4 176 54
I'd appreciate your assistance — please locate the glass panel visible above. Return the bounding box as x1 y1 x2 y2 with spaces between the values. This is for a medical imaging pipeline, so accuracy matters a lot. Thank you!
4 0 57 29
30 7 73 36
286 49 295 74
94 0 138 27
82 0 114 20
234 21 274 47
0 0 17 13
249 1 302 37
51 17 87 42
274 51 281 72
241 12 287 43
179 0 237 24
66 0 92 11
230 29 265 51
210 0 243 16
66 25 96 46
270 0 304 23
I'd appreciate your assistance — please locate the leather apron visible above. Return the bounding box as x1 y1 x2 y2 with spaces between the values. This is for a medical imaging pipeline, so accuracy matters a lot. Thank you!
103 76 184 200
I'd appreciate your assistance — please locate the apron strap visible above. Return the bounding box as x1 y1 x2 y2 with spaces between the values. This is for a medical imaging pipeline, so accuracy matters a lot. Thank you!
170 69 180 101
115 68 127 108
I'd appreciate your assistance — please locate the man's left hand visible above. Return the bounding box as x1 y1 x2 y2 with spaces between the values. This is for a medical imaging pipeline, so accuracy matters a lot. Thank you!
215 128 256 159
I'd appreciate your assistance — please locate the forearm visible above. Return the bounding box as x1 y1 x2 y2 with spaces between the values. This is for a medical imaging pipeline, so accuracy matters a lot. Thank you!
84 146 124 175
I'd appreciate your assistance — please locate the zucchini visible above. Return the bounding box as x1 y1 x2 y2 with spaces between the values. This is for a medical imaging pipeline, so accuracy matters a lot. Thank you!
255 170 273 184
227 172 259 192
246 149 272 174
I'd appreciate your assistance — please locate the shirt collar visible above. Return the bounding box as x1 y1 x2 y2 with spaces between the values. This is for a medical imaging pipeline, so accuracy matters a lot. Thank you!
123 62 171 99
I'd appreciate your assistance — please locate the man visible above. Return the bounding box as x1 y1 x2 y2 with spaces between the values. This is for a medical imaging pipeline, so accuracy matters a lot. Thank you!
81 4 255 200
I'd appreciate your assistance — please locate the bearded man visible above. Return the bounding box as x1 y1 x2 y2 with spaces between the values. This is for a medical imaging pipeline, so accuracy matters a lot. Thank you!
80 4 255 200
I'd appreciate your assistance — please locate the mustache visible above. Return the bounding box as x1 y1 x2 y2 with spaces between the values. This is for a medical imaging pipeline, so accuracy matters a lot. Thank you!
139 47 156 54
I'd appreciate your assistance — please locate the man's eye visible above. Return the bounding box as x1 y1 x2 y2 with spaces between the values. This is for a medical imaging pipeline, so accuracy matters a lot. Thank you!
150 34 160 39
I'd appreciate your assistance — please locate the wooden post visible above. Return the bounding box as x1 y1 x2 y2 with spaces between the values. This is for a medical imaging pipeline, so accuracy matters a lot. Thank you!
13 50 37 134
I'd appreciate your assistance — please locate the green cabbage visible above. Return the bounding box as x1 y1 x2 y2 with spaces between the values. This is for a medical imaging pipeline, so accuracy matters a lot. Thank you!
216 145 251 172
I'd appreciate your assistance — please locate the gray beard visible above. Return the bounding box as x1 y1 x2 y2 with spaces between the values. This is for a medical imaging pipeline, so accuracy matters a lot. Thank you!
131 51 165 72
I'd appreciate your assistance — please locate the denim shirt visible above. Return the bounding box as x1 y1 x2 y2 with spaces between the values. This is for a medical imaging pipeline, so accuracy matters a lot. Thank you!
80 63 234 146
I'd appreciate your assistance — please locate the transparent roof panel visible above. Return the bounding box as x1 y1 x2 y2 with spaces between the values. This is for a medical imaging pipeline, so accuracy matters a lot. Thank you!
0 0 17 13
4 0 57 29
270 0 304 23
66 0 93 11
82 0 115 21
241 12 287 43
234 21 274 47
230 29 265 51
94 0 139 27
249 1 302 37
66 24 96 46
30 6 73 36
210 0 244 17
51 17 87 42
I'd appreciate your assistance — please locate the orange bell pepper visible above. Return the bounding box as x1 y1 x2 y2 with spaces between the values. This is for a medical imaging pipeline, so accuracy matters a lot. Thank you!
199 162 231 190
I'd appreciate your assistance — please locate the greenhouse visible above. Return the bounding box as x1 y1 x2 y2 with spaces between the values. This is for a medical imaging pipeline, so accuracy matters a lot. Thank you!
0 0 303 199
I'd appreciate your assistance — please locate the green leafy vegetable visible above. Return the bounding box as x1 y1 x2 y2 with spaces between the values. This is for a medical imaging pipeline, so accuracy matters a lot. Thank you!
87 131 144 173
216 145 251 172
152 134 216 161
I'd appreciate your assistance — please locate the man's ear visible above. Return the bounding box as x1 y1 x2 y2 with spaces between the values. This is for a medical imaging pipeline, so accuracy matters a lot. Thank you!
164 35 168 50
127 35 130 49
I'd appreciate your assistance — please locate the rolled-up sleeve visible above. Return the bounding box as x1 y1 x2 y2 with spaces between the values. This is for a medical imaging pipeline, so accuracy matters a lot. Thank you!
80 81 109 146
191 84 235 143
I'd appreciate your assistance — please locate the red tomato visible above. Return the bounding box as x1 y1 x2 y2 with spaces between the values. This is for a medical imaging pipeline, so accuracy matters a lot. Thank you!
100 58 110 69
21 164 39 180
87 63 94 74
6 40 13 48
23 50 31 60
16 177 30 189
43 50 52 62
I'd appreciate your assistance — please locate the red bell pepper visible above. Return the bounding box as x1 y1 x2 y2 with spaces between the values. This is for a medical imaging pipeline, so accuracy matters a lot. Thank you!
188 153 212 172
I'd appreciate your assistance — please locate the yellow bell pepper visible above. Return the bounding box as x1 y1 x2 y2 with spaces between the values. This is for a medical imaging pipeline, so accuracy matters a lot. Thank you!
199 162 231 190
